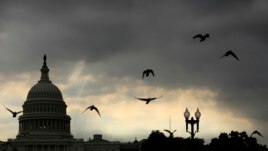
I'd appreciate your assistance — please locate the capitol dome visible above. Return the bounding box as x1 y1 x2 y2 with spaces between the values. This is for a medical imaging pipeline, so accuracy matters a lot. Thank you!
27 81 63 100
18 55 73 139
26 55 63 100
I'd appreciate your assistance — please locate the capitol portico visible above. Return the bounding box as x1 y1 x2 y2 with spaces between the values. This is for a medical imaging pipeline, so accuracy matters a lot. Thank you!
2 55 141 151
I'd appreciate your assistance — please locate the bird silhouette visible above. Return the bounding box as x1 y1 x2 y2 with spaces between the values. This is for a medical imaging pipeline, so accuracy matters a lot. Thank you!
220 50 240 61
142 69 155 79
193 33 209 42
83 105 101 117
164 129 177 138
3 105 23 117
135 96 163 104
250 130 263 138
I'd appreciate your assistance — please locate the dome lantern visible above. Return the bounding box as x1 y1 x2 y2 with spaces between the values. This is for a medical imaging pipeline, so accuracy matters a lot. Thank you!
39 54 51 83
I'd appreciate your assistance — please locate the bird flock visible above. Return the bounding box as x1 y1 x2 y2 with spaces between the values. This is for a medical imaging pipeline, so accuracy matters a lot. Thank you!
2 33 262 140
135 68 163 104
82 33 257 139
193 33 240 61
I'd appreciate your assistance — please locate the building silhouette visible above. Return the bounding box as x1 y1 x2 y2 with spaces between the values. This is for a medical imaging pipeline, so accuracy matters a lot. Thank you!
2 56 141 151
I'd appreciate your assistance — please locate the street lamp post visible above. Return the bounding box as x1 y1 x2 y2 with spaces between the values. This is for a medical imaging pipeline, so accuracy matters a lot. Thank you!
184 108 201 139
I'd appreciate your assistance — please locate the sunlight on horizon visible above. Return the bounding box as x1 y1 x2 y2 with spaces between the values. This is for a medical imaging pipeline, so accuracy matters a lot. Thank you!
0 67 258 144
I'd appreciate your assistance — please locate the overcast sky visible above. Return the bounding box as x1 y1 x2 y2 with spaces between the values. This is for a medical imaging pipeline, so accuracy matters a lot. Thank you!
0 0 268 145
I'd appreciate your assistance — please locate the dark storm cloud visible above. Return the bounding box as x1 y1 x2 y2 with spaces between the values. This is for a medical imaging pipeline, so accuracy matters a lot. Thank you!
183 0 253 15
0 0 134 73
65 1 268 137
1 0 268 144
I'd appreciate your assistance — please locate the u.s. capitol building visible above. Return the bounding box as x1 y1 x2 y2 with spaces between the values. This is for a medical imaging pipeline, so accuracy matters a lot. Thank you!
0 55 142 151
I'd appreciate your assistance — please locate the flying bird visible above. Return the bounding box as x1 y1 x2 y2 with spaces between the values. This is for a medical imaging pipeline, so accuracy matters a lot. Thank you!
3 105 23 117
135 96 163 104
220 50 240 61
164 129 177 138
142 69 155 79
250 130 263 138
193 33 209 42
83 105 101 117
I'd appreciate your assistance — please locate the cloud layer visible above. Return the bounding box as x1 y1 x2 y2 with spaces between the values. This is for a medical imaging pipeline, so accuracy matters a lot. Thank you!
0 0 267 145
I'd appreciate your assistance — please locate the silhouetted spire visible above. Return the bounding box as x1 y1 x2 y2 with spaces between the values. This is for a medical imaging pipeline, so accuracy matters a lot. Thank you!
43 54 47 68
39 54 51 82
134 137 138 143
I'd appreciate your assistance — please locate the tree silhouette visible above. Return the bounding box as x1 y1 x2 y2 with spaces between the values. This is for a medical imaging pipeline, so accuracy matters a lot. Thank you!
207 131 268 151
141 130 205 151
141 130 167 151
141 130 267 151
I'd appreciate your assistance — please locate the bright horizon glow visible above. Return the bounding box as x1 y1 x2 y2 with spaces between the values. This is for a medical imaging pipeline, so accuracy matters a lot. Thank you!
0 61 259 145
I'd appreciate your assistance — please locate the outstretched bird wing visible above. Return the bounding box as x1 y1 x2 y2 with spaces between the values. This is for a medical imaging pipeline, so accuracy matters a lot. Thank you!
135 97 152 104
220 50 240 61
16 111 23 114
135 96 162 104
252 130 263 137
3 105 15 114
220 51 231 59
149 70 155 77
142 70 146 79
172 130 177 133
193 34 202 39
151 96 163 100
135 97 149 101
164 129 171 134
220 53 226 59
229 51 240 61
82 106 91 113
92 106 101 117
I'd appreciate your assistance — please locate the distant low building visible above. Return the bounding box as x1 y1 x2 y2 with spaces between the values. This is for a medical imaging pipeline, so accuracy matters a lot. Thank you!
120 139 142 151
84 134 120 151
0 55 142 151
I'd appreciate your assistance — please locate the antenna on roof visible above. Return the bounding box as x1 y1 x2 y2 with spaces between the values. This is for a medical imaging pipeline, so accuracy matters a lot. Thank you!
169 115 171 131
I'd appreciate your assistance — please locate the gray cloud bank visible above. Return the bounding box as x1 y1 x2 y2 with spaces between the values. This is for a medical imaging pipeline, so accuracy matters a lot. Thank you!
0 0 268 144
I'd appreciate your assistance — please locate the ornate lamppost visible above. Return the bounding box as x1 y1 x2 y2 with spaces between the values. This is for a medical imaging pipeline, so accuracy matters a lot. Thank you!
184 108 201 139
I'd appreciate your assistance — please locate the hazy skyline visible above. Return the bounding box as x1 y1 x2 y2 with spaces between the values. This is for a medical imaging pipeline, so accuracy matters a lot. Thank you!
0 0 268 145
